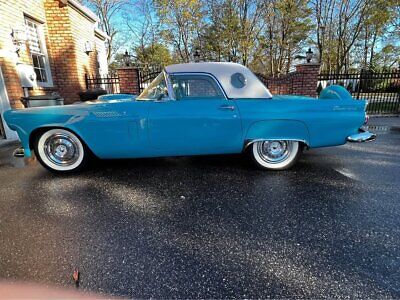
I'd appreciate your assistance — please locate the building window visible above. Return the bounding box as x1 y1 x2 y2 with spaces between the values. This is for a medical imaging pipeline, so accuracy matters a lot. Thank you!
24 17 53 87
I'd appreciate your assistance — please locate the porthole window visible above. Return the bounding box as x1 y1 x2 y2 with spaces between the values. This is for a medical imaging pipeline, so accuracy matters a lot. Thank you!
231 72 247 88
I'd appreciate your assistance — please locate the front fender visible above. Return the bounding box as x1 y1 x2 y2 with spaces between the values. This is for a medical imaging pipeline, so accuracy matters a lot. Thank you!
245 120 310 146
3 108 86 157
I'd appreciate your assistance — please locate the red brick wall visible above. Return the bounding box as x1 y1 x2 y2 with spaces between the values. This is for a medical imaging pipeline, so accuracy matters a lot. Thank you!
0 0 54 108
44 0 100 104
67 2 99 100
43 0 80 104
258 64 321 97
117 68 140 95
0 0 104 108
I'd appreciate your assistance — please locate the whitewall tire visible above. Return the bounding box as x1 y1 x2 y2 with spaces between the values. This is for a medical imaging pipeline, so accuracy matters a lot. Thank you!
251 140 302 170
34 129 86 173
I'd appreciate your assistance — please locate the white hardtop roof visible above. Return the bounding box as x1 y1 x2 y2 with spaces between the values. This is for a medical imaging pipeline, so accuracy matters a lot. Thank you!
165 62 272 99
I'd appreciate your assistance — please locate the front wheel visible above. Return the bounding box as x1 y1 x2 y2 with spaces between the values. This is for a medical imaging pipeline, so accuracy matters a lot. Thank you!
34 128 87 173
250 140 302 170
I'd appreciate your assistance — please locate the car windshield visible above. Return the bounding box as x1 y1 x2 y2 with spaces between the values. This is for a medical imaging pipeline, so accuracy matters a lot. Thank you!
136 72 169 101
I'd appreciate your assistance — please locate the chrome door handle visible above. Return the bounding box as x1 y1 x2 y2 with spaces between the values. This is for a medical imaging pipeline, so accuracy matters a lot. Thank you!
219 105 235 111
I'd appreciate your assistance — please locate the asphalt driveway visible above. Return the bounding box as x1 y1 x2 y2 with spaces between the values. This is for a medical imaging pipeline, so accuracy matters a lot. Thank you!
0 118 399 298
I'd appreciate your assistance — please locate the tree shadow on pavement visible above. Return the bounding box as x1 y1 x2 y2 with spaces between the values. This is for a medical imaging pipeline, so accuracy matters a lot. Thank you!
2 153 399 298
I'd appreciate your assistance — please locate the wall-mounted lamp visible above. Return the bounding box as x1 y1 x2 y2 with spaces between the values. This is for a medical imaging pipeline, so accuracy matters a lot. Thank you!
84 41 93 55
306 48 314 63
11 29 27 56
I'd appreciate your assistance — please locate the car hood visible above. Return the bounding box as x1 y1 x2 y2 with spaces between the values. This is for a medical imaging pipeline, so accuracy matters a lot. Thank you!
3 97 138 117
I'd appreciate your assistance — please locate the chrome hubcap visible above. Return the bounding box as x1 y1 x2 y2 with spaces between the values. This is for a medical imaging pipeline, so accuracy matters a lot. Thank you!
257 140 293 163
44 133 80 166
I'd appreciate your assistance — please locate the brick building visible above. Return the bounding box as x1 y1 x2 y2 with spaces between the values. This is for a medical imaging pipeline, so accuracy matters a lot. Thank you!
0 0 109 139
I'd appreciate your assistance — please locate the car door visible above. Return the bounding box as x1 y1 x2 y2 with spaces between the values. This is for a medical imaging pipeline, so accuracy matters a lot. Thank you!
148 73 242 155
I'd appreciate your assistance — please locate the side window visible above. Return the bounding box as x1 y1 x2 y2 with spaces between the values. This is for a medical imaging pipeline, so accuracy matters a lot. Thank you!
171 75 224 100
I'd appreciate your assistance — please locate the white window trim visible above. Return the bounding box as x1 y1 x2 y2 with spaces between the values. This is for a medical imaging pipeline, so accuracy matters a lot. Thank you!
25 18 53 88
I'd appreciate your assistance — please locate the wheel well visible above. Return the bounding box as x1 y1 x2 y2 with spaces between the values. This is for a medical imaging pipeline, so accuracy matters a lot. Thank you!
29 127 95 155
29 127 50 150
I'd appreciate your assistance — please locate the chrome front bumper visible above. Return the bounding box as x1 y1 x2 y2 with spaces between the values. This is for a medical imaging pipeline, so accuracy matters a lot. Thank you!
347 129 376 143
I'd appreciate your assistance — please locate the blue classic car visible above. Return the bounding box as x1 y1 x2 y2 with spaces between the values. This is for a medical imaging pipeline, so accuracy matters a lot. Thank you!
3 62 375 173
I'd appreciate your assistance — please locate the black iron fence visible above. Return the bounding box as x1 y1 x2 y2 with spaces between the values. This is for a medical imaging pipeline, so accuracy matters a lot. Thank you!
318 70 400 114
84 66 162 95
138 67 162 93
84 68 399 115
85 73 120 94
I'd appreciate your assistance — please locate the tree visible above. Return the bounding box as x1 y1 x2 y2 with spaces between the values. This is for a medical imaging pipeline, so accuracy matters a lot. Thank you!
84 0 399 73
254 0 312 75
199 0 267 66
84 0 128 63
312 0 335 69
361 0 396 69
200 0 241 62
135 43 172 67
233 0 267 66
123 0 159 58
154 0 205 62
108 52 127 71
312 0 399 72
373 45 400 70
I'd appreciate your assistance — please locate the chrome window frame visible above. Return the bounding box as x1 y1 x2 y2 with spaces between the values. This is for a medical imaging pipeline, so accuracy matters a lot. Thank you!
163 70 175 100
165 72 228 100
137 70 173 101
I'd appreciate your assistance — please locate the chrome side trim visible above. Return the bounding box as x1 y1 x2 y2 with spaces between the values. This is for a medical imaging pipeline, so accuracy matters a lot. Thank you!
347 130 376 143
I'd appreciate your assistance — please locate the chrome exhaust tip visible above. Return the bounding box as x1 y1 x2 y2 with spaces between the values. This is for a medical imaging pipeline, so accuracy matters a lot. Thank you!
13 147 25 157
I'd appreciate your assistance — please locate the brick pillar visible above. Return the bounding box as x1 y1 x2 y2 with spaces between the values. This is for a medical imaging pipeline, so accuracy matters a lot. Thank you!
44 0 81 103
293 63 321 97
117 67 140 94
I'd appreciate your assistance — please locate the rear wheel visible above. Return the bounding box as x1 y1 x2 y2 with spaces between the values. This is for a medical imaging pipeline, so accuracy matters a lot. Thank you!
251 140 302 170
34 129 87 173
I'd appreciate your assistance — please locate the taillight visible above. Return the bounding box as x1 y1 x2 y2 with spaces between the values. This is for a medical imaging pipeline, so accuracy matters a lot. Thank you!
364 115 369 125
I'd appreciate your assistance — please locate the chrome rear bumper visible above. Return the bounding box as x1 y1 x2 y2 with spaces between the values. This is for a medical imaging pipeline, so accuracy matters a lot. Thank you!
347 129 376 143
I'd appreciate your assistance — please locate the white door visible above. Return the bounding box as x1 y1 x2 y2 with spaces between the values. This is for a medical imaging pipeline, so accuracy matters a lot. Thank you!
0 67 18 140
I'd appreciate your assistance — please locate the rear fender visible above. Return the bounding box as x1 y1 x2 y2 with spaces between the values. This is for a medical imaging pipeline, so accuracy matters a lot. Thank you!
245 120 310 148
